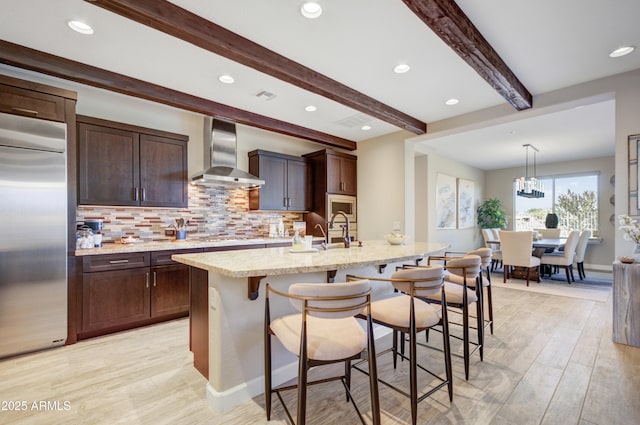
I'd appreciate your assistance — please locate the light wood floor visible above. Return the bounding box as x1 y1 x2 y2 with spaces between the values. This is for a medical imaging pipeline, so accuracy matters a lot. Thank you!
1 278 639 425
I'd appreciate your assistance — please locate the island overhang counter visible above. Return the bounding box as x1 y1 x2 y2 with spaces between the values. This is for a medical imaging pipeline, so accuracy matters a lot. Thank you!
172 240 449 412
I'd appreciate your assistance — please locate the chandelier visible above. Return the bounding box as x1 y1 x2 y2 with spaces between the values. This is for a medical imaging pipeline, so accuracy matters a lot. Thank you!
516 144 544 198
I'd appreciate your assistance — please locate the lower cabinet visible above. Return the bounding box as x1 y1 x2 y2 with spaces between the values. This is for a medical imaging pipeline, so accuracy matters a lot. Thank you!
78 249 200 338
82 267 151 332
151 264 190 317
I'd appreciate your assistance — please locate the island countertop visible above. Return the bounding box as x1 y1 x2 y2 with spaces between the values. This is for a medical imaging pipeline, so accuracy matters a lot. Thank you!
171 240 449 278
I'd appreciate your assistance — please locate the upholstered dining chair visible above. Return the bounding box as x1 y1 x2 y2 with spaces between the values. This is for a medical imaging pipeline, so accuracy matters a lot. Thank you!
540 230 580 283
346 266 452 425
500 230 541 286
483 229 502 271
264 280 380 425
574 229 593 280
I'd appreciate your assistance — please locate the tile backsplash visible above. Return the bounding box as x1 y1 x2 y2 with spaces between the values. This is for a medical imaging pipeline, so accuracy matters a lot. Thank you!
76 185 303 243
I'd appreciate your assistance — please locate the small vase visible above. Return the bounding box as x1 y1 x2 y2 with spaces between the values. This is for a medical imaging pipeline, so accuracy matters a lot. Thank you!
632 244 640 261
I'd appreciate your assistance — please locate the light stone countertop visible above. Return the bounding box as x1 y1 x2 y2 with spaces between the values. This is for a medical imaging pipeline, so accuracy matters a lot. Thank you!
74 237 298 256
171 240 449 278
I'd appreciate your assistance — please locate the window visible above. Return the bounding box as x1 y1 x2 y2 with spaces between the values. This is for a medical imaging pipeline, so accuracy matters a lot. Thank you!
514 173 599 236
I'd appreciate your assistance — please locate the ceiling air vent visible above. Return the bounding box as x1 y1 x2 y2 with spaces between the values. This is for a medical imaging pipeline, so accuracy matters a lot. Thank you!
255 90 277 101
336 113 374 128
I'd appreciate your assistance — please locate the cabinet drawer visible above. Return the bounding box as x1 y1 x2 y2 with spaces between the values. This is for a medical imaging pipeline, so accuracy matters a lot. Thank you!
0 83 66 122
83 252 150 272
151 248 204 266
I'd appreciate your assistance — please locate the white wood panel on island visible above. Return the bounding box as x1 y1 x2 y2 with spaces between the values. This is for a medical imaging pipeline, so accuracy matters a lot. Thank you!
171 240 448 412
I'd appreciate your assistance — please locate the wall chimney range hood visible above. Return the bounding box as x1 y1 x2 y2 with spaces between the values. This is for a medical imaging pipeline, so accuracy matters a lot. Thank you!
191 117 264 189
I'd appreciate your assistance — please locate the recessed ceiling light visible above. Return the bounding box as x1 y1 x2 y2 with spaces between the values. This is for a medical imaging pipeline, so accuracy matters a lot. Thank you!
361 125 372 131
609 46 635 58
304 105 317 112
218 74 235 84
67 20 94 35
444 98 459 106
301 2 322 19
393 64 411 74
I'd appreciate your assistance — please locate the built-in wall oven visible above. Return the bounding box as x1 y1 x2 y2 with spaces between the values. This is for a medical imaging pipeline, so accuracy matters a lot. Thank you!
328 222 357 244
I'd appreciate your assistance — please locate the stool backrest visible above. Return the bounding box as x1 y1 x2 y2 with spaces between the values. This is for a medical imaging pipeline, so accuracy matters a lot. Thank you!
466 248 492 269
390 265 444 297
446 255 481 279
288 279 370 319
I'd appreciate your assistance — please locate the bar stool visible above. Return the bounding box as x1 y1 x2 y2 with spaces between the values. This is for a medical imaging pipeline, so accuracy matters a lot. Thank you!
467 248 494 335
347 265 452 425
264 280 380 425
421 254 483 380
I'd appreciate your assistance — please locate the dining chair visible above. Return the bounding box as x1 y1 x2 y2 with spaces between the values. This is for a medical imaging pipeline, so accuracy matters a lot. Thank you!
484 228 502 271
540 230 580 283
264 280 380 425
500 230 541 286
346 266 452 425
574 229 593 280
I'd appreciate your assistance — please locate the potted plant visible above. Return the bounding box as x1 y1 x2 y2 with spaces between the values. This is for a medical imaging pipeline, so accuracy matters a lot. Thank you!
477 198 508 229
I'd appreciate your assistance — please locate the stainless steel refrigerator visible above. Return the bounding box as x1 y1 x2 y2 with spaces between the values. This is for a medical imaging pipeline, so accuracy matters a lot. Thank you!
0 111 68 358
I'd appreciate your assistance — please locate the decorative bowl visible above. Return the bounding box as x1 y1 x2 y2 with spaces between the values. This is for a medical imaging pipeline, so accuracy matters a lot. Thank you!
385 233 407 245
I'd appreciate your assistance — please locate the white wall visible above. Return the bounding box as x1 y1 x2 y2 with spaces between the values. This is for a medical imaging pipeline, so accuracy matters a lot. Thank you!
356 130 414 240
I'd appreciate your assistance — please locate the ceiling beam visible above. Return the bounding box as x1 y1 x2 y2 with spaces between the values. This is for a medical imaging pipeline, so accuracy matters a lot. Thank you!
0 40 356 150
85 0 427 134
402 0 532 110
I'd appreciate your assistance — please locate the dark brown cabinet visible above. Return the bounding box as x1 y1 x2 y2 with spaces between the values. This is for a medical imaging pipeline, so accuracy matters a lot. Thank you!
78 249 199 338
248 150 310 211
304 149 357 196
82 267 151 333
0 75 72 122
77 115 188 208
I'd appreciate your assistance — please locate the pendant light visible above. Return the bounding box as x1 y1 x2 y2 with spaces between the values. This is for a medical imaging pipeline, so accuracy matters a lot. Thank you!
516 144 544 198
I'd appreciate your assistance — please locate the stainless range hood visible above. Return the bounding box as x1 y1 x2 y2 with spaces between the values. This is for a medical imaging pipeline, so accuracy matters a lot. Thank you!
191 117 265 189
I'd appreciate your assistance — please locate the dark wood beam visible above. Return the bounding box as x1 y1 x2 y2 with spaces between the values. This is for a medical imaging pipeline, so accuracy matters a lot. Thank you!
0 40 356 150
85 0 427 134
402 0 532 110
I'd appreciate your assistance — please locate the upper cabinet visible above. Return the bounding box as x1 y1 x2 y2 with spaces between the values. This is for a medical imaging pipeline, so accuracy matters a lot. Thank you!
248 150 310 211
0 75 75 123
77 115 188 208
304 149 357 196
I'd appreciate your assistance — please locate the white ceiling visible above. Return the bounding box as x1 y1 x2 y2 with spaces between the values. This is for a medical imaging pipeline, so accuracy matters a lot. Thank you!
1 0 638 169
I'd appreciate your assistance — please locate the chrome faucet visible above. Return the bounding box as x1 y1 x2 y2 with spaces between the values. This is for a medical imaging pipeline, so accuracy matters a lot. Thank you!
329 211 351 248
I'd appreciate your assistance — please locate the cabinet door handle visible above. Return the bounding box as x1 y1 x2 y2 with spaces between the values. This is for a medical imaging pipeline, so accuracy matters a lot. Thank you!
133 187 139 201
287 197 291 208
141 187 146 202
283 197 287 208
145 272 150 288
11 107 38 116
109 259 129 264
153 271 157 287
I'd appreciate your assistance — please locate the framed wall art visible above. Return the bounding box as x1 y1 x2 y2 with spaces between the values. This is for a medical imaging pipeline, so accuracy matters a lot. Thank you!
436 173 457 229
457 178 475 229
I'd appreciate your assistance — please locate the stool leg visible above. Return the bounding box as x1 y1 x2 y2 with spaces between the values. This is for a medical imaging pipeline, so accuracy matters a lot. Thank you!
392 330 398 369
440 292 453 401
366 313 381 425
297 326 308 425
264 301 272 420
345 360 351 402
462 291 470 380
409 298 418 425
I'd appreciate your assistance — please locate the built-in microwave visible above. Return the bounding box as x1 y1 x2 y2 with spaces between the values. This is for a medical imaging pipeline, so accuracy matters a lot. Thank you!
327 194 356 223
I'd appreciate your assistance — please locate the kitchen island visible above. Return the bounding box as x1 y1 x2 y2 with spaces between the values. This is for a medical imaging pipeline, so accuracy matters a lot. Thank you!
172 240 448 412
